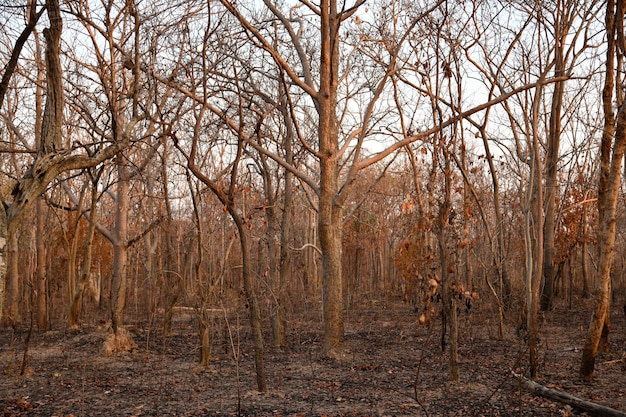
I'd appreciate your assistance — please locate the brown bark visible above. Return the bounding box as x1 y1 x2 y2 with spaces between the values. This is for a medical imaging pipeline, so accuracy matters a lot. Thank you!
580 0 624 379
541 55 565 312
40 0 64 154
527 80 545 379
68 181 98 328
580 97 626 379
35 199 47 329
111 159 130 335
318 0 344 355
4 230 20 325
265 185 285 348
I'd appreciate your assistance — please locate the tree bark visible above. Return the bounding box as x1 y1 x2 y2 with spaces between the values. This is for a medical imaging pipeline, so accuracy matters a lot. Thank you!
111 159 130 335
35 199 47 329
0 206 6 321
580 99 626 379
68 181 98 328
4 228 20 326
580 0 624 379
40 0 64 155
318 0 344 355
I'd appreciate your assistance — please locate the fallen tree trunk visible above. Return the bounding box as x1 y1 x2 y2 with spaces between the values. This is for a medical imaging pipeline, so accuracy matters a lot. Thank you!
512 372 626 417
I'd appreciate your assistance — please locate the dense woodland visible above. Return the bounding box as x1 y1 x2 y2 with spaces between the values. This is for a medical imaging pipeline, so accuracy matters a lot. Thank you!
1 0 626 405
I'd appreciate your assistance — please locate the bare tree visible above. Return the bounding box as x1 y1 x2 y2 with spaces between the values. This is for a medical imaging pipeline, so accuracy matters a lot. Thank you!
0 0 138 323
580 0 625 379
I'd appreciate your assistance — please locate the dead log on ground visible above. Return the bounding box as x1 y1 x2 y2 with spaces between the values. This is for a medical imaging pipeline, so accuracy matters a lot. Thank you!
512 371 626 417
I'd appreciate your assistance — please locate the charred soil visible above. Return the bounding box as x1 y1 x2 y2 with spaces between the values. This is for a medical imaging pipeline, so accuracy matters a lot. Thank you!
1 299 625 416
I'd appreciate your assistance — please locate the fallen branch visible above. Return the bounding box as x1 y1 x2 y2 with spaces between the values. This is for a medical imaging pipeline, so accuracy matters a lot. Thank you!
512 371 626 417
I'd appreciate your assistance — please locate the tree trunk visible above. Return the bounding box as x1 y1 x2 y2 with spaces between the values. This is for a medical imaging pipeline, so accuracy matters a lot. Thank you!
0 207 6 322
580 99 626 379
5 228 20 326
36 199 47 329
68 181 98 328
319 161 344 354
541 13 566 312
34 24 46 330
317 0 343 355
582 220 590 299
478 128 512 309
527 81 545 379
276 169 292 348
580 0 623 379
111 159 130 336
233 213 267 392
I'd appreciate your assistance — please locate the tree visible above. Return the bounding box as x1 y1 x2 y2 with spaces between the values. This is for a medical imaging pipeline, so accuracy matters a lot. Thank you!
159 0 572 357
0 0 141 325
580 0 625 379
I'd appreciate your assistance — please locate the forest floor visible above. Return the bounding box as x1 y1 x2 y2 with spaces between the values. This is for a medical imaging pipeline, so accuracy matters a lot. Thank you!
1 298 625 417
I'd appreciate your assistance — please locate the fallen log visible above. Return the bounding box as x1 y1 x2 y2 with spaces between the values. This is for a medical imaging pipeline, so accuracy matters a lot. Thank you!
511 372 626 417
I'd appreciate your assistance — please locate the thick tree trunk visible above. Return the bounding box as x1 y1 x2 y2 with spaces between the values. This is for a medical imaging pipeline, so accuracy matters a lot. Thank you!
40 0 64 155
319 150 344 354
317 0 344 355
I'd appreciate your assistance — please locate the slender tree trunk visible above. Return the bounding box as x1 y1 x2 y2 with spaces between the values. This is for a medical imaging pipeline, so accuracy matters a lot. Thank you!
478 128 512 309
235 218 267 392
5 229 20 326
68 181 98 328
35 199 47 329
0 207 6 322
266 211 285 347
527 83 545 379
582 214 590 299
541 13 566 312
580 97 626 379
111 159 130 335
580 0 622 379
34 24 46 330
182 129 267 389
276 166 292 348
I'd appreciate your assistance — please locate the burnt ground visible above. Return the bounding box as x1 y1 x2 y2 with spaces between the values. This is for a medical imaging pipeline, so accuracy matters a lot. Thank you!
1 299 625 417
